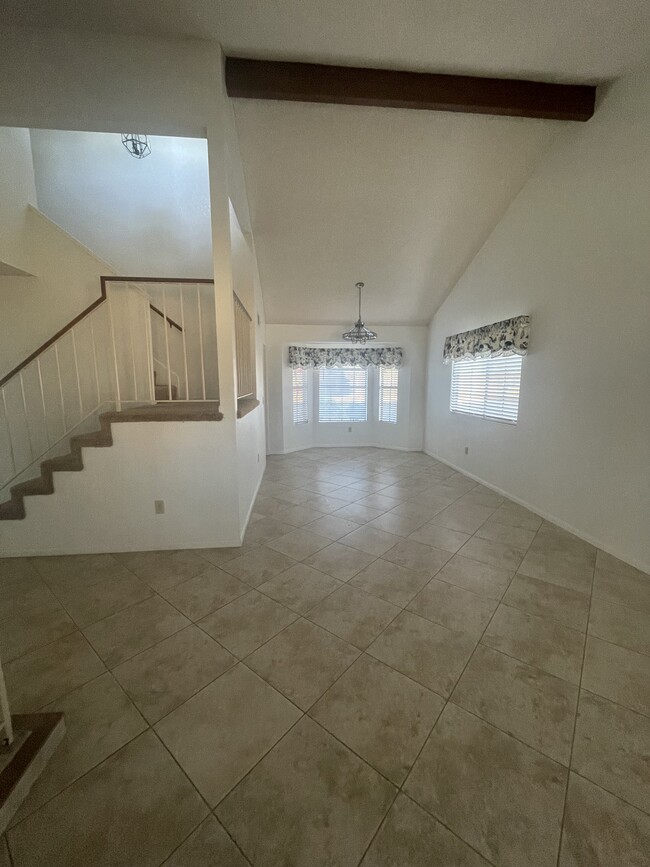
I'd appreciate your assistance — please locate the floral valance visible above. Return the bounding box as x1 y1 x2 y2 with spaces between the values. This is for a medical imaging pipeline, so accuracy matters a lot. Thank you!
288 346 403 369
443 315 530 363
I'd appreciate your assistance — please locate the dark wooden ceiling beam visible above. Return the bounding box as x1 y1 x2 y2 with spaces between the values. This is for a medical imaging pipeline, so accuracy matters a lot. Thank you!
225 57 596 122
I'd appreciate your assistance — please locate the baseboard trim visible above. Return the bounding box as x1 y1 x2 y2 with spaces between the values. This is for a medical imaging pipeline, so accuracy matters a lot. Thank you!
268 443 422 455
239 467 266 544
424 449 649 575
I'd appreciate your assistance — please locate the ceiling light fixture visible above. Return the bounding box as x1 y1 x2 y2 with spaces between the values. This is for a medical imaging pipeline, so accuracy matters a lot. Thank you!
121 133 151 159
342 282 378 344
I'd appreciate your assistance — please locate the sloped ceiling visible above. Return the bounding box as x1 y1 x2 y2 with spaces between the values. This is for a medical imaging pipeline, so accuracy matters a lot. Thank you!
234 100 555 324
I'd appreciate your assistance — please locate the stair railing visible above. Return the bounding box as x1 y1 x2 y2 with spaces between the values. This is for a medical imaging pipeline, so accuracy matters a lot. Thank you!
0 281 154 497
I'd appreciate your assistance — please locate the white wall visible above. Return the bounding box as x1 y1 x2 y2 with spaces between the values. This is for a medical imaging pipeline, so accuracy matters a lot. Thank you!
0 421 241 555
424 67 650 572
30 130 213 279
266 325 427 454
0 127 116 377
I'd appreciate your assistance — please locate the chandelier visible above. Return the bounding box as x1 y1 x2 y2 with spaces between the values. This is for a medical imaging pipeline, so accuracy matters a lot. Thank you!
342 282 378 344
121 133 151 159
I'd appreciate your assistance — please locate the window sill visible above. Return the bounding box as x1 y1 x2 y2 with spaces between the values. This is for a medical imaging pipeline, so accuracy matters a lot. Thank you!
237 397 260 419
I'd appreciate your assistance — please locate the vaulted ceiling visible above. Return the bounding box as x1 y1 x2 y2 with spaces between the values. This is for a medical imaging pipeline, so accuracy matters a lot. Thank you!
5 0 649 324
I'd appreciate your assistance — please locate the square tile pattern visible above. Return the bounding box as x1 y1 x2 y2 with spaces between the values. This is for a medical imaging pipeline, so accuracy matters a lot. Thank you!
2 447 648 867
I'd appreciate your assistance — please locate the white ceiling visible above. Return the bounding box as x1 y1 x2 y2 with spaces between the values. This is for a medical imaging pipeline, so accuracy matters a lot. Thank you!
5 0 649 324
235 101 555 324
3 0 650 82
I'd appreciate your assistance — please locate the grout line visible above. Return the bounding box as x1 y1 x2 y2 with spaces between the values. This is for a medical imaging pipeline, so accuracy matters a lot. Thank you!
554 545 596 867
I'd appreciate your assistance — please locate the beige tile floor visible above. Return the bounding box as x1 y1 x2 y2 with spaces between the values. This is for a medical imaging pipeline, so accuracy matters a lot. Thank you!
1 447 649 866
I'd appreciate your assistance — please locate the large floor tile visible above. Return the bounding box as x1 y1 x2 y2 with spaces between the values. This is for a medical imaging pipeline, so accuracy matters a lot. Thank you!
483 604 585 684
7 730 208 867
407 522 470 553
311 655 443 784
381 538 451 579
572 690 650 813
332 502 385 524
199 589 297 658
258 562 341 614
404 703 567 867
558 774 650 867
12 672 146 821
221 546 295 587
582 635 650 715
113 625 235 723
559 773 650 867
0 600 75 662
275 504 329 526
518 547 594 594
361 793 490 866
246 618 360 710
161 816 249 867
306 584 399 649
588 597 650 656
489 503 543 532
83 595 189 668
4 631 105 712
117 549 212 592
303 541 377 581
52 571 153 628
243 517 297 545
593 567 650 613
431 502 495 534
503 572 590 631
305 514 362 540
595 551 648 580
32 554 126 590
159 567 247 620
339 525 401 557
458 536 527 572
267 528 331 560
368 610 476 697
452 644 578 764
155 664 300 806
475 520 536 549
350 558 430 607
436 554 513 600
216 716 395 867
193 545 245 567
366 510 430 538
407 578 497 637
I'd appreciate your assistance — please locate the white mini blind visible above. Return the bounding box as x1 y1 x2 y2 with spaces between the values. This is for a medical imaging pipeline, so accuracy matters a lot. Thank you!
318 367 368 423
450 355 523 424
378 368 399 424
292 368 308 424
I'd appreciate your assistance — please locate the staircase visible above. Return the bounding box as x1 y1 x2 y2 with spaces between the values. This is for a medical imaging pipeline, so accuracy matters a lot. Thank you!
0 277 220 521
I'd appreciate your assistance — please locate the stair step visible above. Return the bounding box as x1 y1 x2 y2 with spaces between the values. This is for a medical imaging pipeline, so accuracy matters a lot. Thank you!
154 383 178 400
42 454 83 474
0 499 25 520
11 477 53 498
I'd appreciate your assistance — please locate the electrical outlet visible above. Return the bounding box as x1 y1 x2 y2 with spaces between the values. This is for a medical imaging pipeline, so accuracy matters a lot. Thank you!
154 500 165 515
464 447 469 455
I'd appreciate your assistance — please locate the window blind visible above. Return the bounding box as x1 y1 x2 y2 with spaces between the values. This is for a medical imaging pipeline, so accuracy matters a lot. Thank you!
292 367 308 424
378 367 399 424
450 355 522 424
318 367 368 423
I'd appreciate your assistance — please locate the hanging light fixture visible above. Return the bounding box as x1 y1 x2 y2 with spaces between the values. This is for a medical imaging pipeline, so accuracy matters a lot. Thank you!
342 282 378 344
121 133 151 159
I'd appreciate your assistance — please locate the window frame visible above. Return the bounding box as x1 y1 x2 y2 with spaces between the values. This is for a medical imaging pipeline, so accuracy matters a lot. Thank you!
378 367 399 424
291 366 309 425
450 355 523 425
317 365 369 424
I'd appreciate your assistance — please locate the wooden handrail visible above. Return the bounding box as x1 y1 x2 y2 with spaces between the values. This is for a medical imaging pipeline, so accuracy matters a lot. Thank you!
149 303 183 332
0 275 216 390
0 283 107 389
